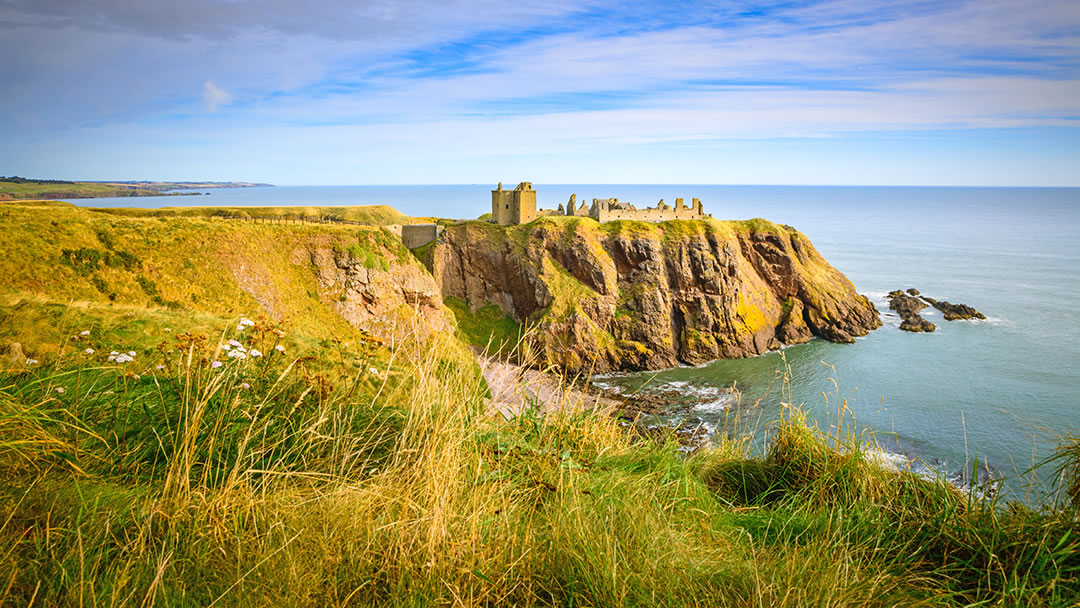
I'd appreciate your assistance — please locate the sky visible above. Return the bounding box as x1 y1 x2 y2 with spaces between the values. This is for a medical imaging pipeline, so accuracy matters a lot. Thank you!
1 0 1079 186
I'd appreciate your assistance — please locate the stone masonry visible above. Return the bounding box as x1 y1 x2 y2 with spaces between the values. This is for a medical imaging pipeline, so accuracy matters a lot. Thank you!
495 181 711 225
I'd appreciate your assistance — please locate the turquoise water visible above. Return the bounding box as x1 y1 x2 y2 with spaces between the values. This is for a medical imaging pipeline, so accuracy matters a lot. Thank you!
71 185 1080 497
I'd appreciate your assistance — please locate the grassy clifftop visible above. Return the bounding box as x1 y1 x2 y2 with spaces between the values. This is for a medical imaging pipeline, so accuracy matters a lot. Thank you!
89 202 411 225
0 201 426 361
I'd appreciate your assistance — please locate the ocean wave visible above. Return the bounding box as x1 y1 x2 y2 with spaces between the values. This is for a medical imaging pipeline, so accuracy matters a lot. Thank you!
964 315 1012 327
693 397 733 413
864 446 912 472
661 380 727 399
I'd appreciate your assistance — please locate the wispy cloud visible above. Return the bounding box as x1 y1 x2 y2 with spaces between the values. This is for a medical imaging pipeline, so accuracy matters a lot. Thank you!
202 80 231 112
1 0 1078 184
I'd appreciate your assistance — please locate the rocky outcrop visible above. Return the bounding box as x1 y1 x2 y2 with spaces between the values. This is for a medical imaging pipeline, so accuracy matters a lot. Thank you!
888 290 936 333
888 288 985 332
289 238 451 344
434 218 880 374
922 296 986 321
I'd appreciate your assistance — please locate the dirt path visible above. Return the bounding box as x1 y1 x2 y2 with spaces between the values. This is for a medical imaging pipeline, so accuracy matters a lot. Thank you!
475 352 621 418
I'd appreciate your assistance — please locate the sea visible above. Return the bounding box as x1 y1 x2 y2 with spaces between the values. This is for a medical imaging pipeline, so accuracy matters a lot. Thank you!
67 184 1080 500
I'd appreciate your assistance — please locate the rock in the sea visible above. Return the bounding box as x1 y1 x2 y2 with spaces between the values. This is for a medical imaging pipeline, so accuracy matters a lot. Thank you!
888 290 936 333
899 317 936 332
434 218 881 374
921 296 986 321
889 288 985 332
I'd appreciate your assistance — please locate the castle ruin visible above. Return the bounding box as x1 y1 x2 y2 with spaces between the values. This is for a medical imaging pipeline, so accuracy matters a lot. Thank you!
491 182 537 226
492 181 710 225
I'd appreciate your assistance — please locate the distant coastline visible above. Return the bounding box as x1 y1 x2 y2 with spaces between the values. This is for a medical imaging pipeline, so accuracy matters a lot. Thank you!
0 176 273 201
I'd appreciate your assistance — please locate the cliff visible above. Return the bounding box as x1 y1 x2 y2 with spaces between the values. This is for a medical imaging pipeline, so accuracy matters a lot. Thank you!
434 216 880 373
0 201 450 357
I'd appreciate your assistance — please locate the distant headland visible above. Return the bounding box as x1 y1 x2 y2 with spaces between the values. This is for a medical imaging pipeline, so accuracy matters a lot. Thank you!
0 176 273 201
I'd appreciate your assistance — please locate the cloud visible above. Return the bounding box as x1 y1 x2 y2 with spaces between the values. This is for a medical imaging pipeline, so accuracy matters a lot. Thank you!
1 0 1078 184
202 80 232 112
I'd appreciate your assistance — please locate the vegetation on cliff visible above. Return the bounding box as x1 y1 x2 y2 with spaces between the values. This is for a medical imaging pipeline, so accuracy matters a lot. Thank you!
434 216 881 374
4 322 1080 606
3 202 1079 606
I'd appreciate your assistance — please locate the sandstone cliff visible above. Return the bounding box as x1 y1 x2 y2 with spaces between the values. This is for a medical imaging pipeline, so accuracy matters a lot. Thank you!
434 217 880 373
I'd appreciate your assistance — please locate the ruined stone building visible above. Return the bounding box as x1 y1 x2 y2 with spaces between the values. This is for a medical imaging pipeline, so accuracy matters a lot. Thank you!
491 182 537 226
491 181 710 225
556 194 709 223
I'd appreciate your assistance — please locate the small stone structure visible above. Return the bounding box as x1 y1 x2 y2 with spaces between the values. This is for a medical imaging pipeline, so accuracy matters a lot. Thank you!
385 223 444 248
491 182 537 226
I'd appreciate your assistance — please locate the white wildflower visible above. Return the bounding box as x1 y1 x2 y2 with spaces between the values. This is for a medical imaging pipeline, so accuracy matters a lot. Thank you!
250 349 262 358
240 318 255 327
127 351 136 357
107 355 116 362
55 387 65 394
163 328 172 332
212 361 223 369
156 364 166 370
25 358 38 365
274 344 285 353
83 348 94 355
240 382 250 389
221 344 231 351
227 349 247 360
369 367 379 375
114 354 134 364
79 330 90 336
110 351 119 356
228 339 242 347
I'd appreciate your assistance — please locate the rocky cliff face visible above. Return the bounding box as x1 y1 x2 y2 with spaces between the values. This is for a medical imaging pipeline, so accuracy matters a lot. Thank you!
288 238 451 345
434 217 879 373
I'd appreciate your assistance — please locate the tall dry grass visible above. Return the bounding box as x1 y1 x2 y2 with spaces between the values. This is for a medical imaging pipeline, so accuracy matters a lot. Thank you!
2 320 1080 606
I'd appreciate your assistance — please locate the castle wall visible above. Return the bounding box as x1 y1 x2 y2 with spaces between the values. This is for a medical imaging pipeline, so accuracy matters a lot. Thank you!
400 224 442 248
492 182 536 226
513 189 537 224
595 205 707 223
492 190 513 226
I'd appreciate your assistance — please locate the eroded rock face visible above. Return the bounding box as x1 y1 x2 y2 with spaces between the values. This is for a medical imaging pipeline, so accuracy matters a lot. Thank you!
434 219 881 374
293 242 451 344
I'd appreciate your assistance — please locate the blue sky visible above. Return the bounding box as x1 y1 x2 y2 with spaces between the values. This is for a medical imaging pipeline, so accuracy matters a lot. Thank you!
2 0 1079 185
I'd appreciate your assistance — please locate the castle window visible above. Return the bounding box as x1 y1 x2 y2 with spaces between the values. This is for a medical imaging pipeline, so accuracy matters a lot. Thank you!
505 205 509 209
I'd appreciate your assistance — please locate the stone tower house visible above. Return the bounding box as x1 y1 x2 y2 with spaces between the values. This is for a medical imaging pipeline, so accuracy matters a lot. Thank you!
491 182 537 226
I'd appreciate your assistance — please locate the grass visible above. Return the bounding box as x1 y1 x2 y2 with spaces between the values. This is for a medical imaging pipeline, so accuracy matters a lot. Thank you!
0 201 426 353
3 322 1080 606
0 182 168 201
443 296 523 356
87 203 410 225
3 204 1080 606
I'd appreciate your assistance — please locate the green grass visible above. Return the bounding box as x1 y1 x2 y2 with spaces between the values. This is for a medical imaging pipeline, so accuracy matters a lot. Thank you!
3 328 1080 607
0 182 168 200
444 296 523 355
85 203 410 225
3 203 1080 606
0 201 424 354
